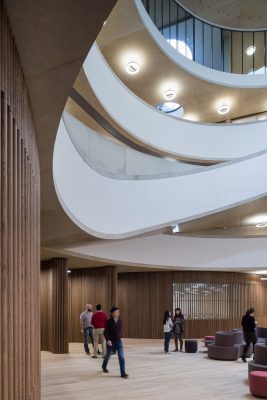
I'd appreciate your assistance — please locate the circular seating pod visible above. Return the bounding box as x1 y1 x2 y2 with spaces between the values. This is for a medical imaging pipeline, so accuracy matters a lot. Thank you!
185 340 198 353
257 327 267 344
248 361 267 375
204 336 215 347
255 344 267 365
215 332 237 347
232 330 243 345
208 343 240 361
250 371 267 398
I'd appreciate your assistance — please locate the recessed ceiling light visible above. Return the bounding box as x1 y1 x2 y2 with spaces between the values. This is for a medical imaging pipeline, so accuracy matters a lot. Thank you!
256 222 267 228
68 269 71 274
172 224 179 233
164 89 176 101
126 61 140 75
246 45 256 56
257 115 267 121
217 104 230 115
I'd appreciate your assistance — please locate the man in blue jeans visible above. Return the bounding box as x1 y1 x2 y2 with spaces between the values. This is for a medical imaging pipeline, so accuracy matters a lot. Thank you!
80 304 94 355
102 306 128 379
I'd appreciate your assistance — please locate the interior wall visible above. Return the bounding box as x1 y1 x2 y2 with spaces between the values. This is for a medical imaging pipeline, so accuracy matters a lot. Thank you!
68 266 117 342
41 258 69 354
118 271 267 339
68 268 267 342
0 2 40 399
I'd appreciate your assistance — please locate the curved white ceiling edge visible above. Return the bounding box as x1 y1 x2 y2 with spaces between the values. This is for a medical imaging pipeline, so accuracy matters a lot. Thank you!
53 118 267 239
62 234 267 271
135 0 267 89
85 44 267 162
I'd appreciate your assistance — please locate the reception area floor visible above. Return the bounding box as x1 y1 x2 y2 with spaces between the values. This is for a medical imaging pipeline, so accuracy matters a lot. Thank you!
42 339 254 400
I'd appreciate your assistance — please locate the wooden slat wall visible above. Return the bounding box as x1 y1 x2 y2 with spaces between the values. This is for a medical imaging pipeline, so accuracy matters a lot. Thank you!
0 1 40 399
41 258 69 354
68 266 117 343
117 271 267 339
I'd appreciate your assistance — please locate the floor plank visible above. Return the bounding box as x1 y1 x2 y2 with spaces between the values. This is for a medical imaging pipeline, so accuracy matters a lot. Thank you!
41 339 254 400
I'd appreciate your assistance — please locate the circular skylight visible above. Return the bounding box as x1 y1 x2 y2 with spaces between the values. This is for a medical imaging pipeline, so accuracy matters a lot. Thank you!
246 45 256 56
166 39 193 60
157 102 184 117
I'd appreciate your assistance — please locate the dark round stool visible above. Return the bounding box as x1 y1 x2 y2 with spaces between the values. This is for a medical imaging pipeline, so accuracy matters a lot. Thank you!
185 339 198 353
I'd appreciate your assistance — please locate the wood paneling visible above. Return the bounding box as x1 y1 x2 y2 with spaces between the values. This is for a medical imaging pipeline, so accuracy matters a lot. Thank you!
0 1 40 399
68 266 117 342
117 271 267 339
41 258 69 354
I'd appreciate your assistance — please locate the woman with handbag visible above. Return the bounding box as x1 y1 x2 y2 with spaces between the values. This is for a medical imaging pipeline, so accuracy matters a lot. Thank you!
172 308 184 352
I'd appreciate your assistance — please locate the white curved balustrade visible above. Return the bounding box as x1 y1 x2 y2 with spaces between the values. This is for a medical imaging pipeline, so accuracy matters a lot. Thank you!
84 44 267 163
135 0 267 88
53 118 267 239
63 111 205 179
62 234 267 271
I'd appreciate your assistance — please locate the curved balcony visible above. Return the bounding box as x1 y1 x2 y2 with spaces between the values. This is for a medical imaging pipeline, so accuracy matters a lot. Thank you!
63 234 267 271
63 110 204 179
84 44 267 163
53 115 267 239
142 0 267 75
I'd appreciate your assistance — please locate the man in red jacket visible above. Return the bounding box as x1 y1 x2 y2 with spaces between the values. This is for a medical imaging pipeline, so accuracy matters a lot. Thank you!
91 304 107 358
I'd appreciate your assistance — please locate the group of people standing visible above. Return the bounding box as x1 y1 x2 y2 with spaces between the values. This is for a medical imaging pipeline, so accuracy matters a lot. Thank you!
163 308 184 354
80 304 128 378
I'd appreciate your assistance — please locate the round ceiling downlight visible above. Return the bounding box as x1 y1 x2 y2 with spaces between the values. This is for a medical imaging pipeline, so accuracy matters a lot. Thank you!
246 45 256 56
217 104 230 115
126 62 140 75
164 89 176 101
256 222 267 228
257 115 267 121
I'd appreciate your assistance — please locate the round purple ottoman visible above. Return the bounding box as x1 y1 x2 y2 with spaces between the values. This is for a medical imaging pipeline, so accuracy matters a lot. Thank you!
250 371 267 398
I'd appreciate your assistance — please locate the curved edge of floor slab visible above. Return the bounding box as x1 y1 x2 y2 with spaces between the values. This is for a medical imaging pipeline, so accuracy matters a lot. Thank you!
53 117 267 239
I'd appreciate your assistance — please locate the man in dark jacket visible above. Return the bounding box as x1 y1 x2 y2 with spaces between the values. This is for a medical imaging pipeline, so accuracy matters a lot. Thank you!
241 307 257 362
102 306 128 379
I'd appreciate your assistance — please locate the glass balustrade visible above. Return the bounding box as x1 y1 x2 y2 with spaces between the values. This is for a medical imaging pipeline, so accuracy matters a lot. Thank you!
142 0 267 74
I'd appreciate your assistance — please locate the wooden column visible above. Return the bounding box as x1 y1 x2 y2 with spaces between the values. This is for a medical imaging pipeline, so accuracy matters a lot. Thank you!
41 258 69 354
107 266 118 307
0 2 40 399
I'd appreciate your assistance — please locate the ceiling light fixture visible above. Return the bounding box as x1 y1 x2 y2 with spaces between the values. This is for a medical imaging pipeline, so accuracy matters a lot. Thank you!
126 61 140 75
257 115 267 121
164 89 176 101
172 224 180 233
256 222 267 228
67 269 71 274
246 45 256 56
217 104 230 115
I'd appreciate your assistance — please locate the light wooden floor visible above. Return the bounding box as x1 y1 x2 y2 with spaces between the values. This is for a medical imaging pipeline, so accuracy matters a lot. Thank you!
42 339 254 400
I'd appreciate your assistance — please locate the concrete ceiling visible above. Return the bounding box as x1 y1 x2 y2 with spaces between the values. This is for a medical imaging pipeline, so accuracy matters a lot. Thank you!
178 0 267 29
5 0 267 273
97 0 267 123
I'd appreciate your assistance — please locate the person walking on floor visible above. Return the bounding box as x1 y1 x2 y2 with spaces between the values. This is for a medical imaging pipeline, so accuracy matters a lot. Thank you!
163 310 173 354
91 304 107 358
102 306 128 379
241 307 257 363
80 304 94 355
173 307 184 352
